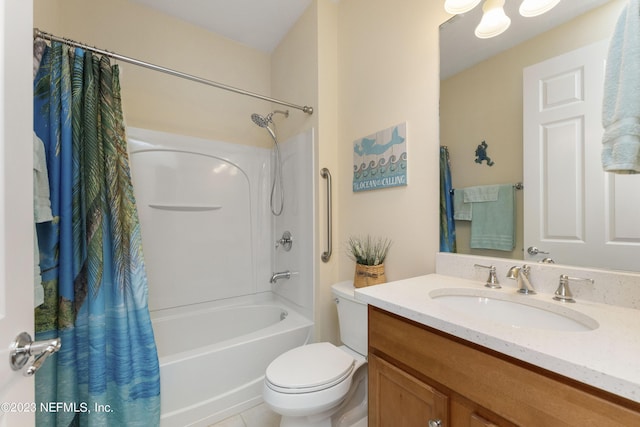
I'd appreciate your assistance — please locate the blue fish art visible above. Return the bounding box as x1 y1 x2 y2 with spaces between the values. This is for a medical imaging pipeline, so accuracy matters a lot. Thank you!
352 123 408 192
354 126 405 156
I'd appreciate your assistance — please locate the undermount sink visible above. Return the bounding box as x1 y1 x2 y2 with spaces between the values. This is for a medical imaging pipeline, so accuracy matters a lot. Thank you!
429 288 599 332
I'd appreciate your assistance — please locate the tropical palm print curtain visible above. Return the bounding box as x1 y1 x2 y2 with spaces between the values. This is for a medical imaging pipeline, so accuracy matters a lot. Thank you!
440 146 457 252
33 41 160 426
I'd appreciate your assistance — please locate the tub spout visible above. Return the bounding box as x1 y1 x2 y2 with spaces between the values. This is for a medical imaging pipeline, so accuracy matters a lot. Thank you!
270 270 291 284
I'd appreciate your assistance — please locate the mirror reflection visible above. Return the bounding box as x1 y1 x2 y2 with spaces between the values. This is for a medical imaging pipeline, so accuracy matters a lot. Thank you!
440 0 639 272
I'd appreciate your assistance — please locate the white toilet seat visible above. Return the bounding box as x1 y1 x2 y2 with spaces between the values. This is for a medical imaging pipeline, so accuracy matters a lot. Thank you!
266 343 355 394
262 343 366 418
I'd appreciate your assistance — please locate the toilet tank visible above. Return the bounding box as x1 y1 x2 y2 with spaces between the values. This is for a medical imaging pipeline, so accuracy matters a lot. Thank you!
331 281 368 356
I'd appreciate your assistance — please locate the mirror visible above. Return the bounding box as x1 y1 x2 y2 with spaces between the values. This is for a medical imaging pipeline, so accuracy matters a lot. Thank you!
439 0 635 271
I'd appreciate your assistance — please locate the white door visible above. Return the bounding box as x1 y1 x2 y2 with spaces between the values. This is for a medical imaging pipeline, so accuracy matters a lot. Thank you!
0 1 36 426
523 40 640 271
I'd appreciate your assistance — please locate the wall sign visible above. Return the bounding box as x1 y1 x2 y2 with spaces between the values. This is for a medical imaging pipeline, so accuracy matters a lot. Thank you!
353 122 407 192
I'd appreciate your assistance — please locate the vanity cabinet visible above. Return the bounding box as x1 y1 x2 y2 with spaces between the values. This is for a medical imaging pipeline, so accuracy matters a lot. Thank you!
368 306 640 426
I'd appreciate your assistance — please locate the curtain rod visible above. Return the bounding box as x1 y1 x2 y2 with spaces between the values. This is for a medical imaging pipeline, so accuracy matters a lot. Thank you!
34 28 314 115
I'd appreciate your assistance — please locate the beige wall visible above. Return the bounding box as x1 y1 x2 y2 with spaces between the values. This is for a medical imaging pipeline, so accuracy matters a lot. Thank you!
441 0 625 260
33 0 450 344
336 0 448 285
271 3 319 143
34 0 274 148
271 1 337 342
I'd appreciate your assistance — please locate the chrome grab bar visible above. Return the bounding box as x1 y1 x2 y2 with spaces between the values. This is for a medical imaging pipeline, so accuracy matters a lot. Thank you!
321 168 332 262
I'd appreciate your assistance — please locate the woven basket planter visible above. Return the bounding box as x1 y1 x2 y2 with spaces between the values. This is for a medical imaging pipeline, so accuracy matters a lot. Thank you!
353 263 386 288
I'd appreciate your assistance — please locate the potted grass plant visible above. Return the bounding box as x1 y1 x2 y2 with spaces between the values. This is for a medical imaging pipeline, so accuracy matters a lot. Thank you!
347 235 392 288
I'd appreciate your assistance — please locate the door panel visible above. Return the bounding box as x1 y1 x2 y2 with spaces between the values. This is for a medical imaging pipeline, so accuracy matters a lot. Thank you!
523 40 640 271
542 118 584 241
0 2 36 426
606 174 640 242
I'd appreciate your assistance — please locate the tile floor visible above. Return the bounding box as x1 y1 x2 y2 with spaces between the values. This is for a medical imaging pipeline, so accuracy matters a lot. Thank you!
209 403 281 427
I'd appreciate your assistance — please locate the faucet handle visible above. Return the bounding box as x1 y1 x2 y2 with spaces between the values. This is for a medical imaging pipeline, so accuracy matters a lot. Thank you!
474 264 501 289
275 231 293 251
553 274 594 303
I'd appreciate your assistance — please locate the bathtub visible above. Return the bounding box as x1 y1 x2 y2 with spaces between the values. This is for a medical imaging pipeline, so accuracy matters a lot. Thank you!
151 294 313 427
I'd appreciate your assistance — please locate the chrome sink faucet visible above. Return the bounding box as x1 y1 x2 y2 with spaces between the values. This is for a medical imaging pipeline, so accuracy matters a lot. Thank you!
506 265 536 294
270 270 291 284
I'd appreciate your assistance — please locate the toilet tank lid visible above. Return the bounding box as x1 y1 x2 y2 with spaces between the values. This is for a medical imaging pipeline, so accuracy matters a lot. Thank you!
331 281 359 302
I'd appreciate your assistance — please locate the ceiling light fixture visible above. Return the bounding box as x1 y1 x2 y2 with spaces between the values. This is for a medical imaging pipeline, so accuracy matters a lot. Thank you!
446 0 562 39
474 0 510 39
444 0 482 14
519 0 562 17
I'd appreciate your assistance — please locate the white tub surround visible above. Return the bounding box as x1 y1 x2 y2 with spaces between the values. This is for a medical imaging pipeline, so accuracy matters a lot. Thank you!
355 273 640 404
127 127 316 426
271 129 316 321
128 127 273 310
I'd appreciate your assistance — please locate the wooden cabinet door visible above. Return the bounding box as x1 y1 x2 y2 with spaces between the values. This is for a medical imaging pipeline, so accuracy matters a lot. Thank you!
369 353 448 427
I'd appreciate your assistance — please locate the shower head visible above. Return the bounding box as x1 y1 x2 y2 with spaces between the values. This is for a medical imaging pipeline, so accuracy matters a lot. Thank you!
250 110 290 128
252 113 276 140
251 113 270 128
250 110 289 217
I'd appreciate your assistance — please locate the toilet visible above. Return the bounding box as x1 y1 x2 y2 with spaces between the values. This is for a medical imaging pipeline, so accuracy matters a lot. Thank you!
263 281 368 427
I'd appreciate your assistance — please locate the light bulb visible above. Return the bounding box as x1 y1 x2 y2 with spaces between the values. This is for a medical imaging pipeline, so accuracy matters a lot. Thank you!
475 0 511 39
444 0 482 14
519 0 561 18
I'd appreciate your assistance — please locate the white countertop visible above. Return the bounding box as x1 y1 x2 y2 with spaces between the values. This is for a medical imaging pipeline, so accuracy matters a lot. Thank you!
355 274 640 404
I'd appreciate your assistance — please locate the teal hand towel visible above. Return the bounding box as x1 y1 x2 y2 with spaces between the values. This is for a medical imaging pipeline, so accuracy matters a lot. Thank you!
470 184 515 251
602 0 640 174
463 185 499 203
453 189 472 220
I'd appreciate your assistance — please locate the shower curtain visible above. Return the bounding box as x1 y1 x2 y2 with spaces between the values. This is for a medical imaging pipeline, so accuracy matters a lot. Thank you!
440 146 456 252
33 41 160 426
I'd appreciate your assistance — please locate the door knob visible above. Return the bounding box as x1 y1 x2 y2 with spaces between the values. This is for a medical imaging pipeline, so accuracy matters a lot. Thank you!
428 419 442 427
10 332 61 376
527 246 549 255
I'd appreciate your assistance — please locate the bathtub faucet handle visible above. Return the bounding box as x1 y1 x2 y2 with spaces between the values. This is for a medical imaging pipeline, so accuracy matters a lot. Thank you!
275 231 293 251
